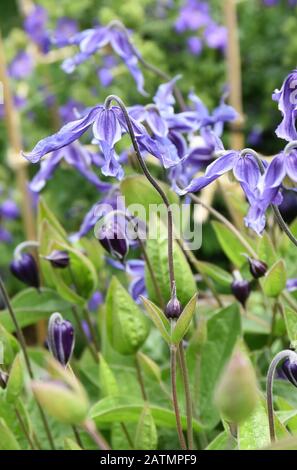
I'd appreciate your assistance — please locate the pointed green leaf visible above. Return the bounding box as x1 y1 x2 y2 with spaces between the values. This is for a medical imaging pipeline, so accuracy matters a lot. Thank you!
145 217 196 306
199 303 241 428
212 221 248 267
99 354 119 397
0 418 20 450
262 259 286 298
283 308 297 347
135 405 157 450
106 277 149 355
171 293 198 344
141 297 171 344
6 354 24 403
196 261 233 287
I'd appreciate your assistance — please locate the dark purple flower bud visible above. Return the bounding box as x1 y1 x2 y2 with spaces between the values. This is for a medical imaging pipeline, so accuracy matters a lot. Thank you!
10 253 40 289
248 258 268 279
281 358 297 387
231 279 251 307
165 284 182 319
0 370 8 389
48 313 75 367
98 221 129 262
45 250 70 269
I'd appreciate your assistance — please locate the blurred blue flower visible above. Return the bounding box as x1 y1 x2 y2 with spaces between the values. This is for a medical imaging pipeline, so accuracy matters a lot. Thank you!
187 36 203 56
52 17 79 47
59 21 147 95
24 5 51 54
8 51 34 80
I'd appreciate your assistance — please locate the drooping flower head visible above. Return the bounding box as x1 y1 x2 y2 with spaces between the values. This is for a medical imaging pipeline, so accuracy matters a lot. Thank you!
24 5 51 54
273 70 297 141
59 21 147 95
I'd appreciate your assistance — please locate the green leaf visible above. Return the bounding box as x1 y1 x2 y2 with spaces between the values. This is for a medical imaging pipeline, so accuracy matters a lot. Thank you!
171 293 198 344
137 352 161 383
196 261 233 287
206 431 236 450
0 418 20 450
135 405 158 450
38 197 67 241
6 354 24 403
90 396 202 432
212 221 248 268
238 396 288 450
64 438 82 450
283 308 297 346
120 175 178 224
257 233 277 266
262 259 286 298
106 277 149 355
99 354 119 397
0 325 19 366
198 303 241 428
145 217 196 306
141 297 171 344
0 288 71 332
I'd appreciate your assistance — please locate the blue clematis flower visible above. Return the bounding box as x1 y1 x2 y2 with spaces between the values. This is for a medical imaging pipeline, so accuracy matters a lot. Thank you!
29 141 112 193
0 198 19 244
273 70 297 141
8 51 34 80
58 21 147 95
52 17 79 47
24 101 180 180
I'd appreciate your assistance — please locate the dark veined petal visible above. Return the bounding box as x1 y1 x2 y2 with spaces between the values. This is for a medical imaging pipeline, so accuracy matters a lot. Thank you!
138 134 180 168
109 27 135 60
23 106 101 163
92 108 122 146
263 153 286 189
175 151 237 195
233 154 261 203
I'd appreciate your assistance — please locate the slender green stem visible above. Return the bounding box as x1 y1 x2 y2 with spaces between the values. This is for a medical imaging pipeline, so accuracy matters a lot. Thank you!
72 425 84 449
0 276 56 449
170 344 187 450
121 422 134 449
83 307 100 351
83 420 111 450
178 344 194 449
15 406 36 450
266 349 297 442
104 95 176 293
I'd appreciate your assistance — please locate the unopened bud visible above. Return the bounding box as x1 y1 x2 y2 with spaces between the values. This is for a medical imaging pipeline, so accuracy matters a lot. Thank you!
231 279 250 307
215 348 258 424
48 313 75 367
165 284 182 319
45 250 70 269
10 253 40 289
98 221 129 262
248 257 267 279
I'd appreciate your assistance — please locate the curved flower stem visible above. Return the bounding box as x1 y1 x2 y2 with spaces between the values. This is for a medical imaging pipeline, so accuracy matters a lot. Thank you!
241 148 297 249
266 349 297 442
83 419 111 450
102 209 165 308
189 193 258 258
178 343 194 449
104 95 176 293
14 240 39 260
171 344 187 450
0 276 56 450
71 425 84 449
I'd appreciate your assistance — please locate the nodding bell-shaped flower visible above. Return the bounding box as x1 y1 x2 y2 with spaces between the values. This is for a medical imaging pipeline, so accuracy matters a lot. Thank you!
248 257 268 279
97 221 129 262
10 252 40 289
45 250 70 269
231 279 251 307
281 357 297 387
165 283 182 319
47 313 75 367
